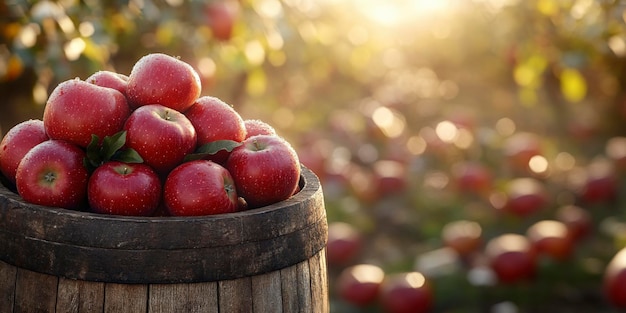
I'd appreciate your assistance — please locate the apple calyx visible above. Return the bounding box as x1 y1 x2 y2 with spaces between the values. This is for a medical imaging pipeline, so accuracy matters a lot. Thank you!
42 172 57 186
84 130 143 172
184 140 241 162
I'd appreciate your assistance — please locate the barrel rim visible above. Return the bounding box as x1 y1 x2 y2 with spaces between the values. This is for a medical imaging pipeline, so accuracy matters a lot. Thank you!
0 165 320 222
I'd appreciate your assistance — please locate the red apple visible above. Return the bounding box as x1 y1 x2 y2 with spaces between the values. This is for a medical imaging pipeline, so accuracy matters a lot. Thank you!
502 177 548 217
451 161 492 195
336 264 385 307
86 70 129 97
244 119 277 139
555 204 592 241
327 221 363 267
164 160 238 216
0 119 49 184
503 132 542 171
226 135 300 208
379 272 433 313
485 234 537 284
579 158 617 204
347 165 381 204
205 0 239 41
15 140 88 210
88 161 161 216
43 78 130 148
372 160 407 198
123 104 197 176
185 96 246 164
126 53 201 112
604 247 626 308
606 136 626 171
441 220 483 257
526 220 574 262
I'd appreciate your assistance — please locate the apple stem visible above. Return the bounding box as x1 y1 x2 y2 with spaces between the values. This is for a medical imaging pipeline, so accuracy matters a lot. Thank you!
252 139 263 150
164 110 171 121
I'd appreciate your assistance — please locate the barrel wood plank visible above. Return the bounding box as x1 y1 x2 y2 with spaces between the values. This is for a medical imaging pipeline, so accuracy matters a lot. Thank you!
309 250 330 313
104 283 148 313
186 282 219 313
280 264 300 313
14 268 58 313
0 260 17 312
252 270 283 313
148 283 190 313
56 277 104 312
218 276 253 313
296 258 313 313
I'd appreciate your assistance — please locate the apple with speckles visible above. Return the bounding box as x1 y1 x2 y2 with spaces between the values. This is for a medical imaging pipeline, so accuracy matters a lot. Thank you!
164 160 238 216
15 140 89 210
0 119 49 185
123 104 197 176
43 78 130 148
244 119 277 138
226 134 300 209
86 70 129 97
185 96 246 164
88 161 162 216
126 53 201 112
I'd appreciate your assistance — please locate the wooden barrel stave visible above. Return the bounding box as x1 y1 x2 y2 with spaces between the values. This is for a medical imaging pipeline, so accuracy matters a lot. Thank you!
1 248 328 313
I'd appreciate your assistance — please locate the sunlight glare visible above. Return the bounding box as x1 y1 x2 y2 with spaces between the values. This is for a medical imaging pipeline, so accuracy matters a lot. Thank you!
372 106 406 138
349 0 454 27
436 120 458 143
528 155 549 174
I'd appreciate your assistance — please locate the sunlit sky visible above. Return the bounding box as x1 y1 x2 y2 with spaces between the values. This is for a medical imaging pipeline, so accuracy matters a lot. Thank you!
317 0 517 27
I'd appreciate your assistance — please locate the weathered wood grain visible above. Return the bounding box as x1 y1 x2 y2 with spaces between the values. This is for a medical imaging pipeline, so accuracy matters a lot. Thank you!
56 277 104 312
280 264 300 313
14 268 58 313
218 276 253 313
252 271 283 313
296 258 313 313
0 260 17 312
103 283 148 313
186 282 219 313
310 249 329 313
148 283 190 313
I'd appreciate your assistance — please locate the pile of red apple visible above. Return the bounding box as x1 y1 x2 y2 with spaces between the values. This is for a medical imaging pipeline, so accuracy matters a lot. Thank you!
0 53 302 217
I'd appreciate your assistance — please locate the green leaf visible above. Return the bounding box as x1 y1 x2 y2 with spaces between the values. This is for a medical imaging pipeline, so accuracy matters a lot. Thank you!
84 134 102 171
112 148 144 164
184 140 241 162
197 140 241 154
82 131 142 172
101 131 127 161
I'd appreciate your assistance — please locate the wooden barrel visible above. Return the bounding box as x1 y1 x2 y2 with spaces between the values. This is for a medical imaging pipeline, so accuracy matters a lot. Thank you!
0 167 328 313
